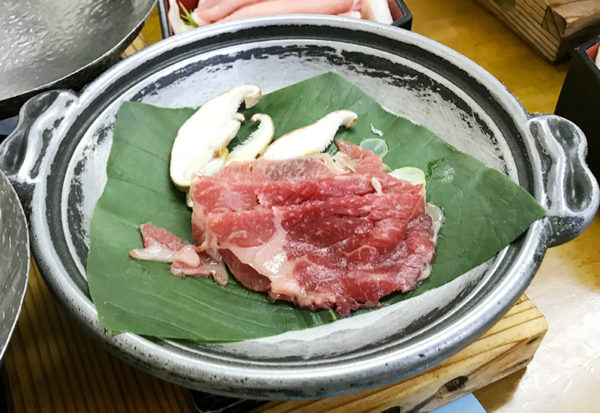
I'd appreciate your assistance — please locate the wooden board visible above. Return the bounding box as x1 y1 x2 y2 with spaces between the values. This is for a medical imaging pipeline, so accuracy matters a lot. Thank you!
474 0 600 62
257 297 547 413
544 0 600 38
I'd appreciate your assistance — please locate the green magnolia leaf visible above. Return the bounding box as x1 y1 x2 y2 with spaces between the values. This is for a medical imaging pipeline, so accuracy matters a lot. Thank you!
86 73 546 342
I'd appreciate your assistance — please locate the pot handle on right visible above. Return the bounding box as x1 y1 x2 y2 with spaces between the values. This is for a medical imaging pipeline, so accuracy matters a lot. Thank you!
528 115 599 247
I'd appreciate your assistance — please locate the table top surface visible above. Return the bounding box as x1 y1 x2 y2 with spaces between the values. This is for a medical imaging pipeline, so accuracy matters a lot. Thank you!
4 1 600 412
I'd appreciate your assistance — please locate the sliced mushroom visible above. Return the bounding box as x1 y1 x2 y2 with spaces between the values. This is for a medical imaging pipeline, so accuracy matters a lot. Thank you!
225 114 275 165
170 85 262 189
261 110 358 160
361 0 394 24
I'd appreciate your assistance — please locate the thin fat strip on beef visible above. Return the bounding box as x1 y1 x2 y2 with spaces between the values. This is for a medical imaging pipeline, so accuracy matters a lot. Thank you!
129 223 186 262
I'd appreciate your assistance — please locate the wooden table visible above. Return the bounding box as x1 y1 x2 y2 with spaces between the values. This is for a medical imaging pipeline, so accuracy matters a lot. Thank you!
4 1 599 411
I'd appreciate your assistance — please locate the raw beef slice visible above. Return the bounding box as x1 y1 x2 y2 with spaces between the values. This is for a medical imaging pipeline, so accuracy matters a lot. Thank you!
190 140 437 316
130 223 228 285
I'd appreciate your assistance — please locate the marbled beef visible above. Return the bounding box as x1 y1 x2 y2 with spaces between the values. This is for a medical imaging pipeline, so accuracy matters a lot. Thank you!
190 141 437 315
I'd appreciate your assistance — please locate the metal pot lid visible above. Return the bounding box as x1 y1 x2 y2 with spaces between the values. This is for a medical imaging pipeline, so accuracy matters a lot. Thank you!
0 169 29 360
0 16 597 399
0 0 156 118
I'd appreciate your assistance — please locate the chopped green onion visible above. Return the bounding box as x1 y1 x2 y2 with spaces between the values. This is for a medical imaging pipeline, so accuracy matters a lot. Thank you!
179 1 199 28
389 167 426 188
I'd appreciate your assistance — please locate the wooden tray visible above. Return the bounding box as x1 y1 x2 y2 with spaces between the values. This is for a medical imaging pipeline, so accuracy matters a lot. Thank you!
474 0 600 62
259 296 546 412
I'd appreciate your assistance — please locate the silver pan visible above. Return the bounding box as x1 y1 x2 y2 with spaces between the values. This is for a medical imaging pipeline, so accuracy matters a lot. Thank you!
0 169 29 361
0 16 597 400
0 0 156 118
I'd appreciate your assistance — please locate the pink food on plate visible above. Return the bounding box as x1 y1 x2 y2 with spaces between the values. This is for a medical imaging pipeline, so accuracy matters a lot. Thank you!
167 0 395 34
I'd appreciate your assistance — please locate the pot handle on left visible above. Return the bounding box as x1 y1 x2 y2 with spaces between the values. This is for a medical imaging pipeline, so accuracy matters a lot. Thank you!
528 114 599 247
0 90 78 213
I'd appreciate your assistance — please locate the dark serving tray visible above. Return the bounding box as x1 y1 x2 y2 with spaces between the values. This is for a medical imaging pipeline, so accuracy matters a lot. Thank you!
555 34 600 179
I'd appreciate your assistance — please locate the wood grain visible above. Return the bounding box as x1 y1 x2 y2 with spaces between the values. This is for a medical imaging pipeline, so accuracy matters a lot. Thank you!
474 0 560 61
544 0 600 38
4 262 193 413
122 35 150 58
474 0 600 62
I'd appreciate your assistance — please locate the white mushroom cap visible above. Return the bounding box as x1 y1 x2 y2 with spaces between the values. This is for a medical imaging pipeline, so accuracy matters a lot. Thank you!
225 114 275 165
261 110 358 160
170 85 262 189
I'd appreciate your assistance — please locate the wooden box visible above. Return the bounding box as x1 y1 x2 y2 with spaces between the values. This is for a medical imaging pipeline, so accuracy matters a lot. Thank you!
473 0 600 62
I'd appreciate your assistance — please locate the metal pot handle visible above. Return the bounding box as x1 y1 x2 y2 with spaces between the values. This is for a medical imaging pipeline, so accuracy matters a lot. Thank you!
0 90 78 213
528 114 599 247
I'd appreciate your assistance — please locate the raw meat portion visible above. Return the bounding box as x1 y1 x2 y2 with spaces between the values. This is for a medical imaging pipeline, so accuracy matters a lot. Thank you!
129 222 186 262
219 250 271 292
169 0 396 34
191 167 417 247
206 191 432 315
223 0 356 21
129 223 228 285
190 154 348 246
191 141 437 315
194 0 265 24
